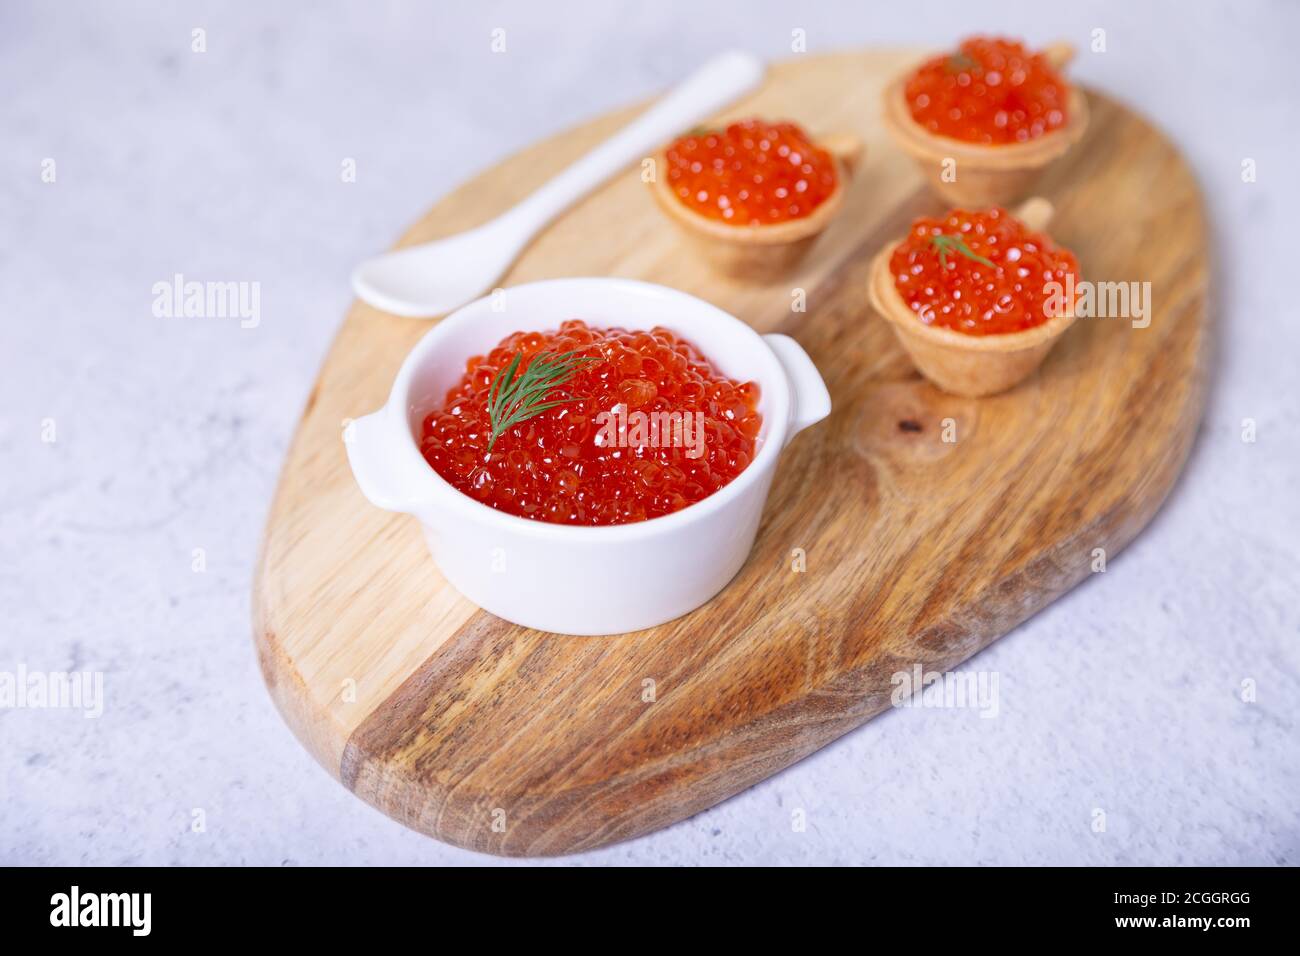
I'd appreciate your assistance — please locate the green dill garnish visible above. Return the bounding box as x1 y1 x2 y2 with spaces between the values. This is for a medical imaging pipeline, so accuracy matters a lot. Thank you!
486 349 595 451
930 233 996 269
944 51 981 74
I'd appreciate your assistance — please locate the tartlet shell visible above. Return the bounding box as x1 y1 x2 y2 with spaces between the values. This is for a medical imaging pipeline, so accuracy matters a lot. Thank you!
650 143 857 279
881 69 1090 206
867 243 1079 397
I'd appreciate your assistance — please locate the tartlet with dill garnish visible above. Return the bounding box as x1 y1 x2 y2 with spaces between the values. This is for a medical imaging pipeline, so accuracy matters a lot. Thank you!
867 198 1081 397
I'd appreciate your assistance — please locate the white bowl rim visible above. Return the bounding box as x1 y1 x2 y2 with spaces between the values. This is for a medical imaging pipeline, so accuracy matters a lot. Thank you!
383 277 794 541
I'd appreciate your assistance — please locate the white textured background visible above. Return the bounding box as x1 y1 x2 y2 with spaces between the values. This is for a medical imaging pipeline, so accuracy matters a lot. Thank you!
2 0 1296 866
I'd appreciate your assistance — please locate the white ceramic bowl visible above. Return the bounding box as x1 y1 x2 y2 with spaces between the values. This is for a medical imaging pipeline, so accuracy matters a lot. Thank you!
347 278 830 635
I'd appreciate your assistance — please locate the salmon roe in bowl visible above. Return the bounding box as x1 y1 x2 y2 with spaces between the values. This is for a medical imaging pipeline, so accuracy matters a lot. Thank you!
889 207 1079 336
664 118 838 225
904 37 1071 145
419 320 762 526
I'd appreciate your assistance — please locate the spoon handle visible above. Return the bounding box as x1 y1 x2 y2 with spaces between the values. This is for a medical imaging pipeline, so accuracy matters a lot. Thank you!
496 51 765 234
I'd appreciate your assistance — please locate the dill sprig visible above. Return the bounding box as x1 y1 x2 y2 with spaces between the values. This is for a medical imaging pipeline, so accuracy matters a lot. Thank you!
486 349 595 451
930 233 996 269
944 51 981 74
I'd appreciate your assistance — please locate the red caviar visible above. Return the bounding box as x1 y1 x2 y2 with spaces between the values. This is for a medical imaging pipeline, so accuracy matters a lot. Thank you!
664 118 837 224
904 37 1070 145
890 207 1079 335
420 321 762 526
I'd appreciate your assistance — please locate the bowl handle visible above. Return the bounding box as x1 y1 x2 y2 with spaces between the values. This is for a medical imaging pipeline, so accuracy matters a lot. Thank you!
763 333 832 445
345 408 429 514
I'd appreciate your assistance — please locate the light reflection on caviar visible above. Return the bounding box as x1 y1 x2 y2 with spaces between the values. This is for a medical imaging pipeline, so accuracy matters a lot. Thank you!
905 37 1070 145
664 118 837 224
890 207 1079 335
420 321 762 526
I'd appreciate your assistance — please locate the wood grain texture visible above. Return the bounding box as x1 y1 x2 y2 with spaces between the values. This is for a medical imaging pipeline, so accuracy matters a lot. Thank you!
252 50 1209 855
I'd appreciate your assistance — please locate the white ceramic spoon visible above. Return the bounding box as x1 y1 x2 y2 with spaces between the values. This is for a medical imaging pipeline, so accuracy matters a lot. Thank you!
351 51 765 318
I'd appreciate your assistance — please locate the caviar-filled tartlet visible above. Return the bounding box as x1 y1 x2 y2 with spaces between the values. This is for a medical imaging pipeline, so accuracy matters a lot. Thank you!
867 198 1080 396
419 320 762 526
882 37 1088 206
650 118 863 278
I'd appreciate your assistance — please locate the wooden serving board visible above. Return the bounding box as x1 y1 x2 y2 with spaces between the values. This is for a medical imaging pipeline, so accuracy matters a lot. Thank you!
253 49 1208 855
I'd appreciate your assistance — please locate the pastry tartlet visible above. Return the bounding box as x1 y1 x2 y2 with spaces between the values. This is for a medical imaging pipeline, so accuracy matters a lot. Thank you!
651 118 863 279
868 198 1080 397
883 37 1088 206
